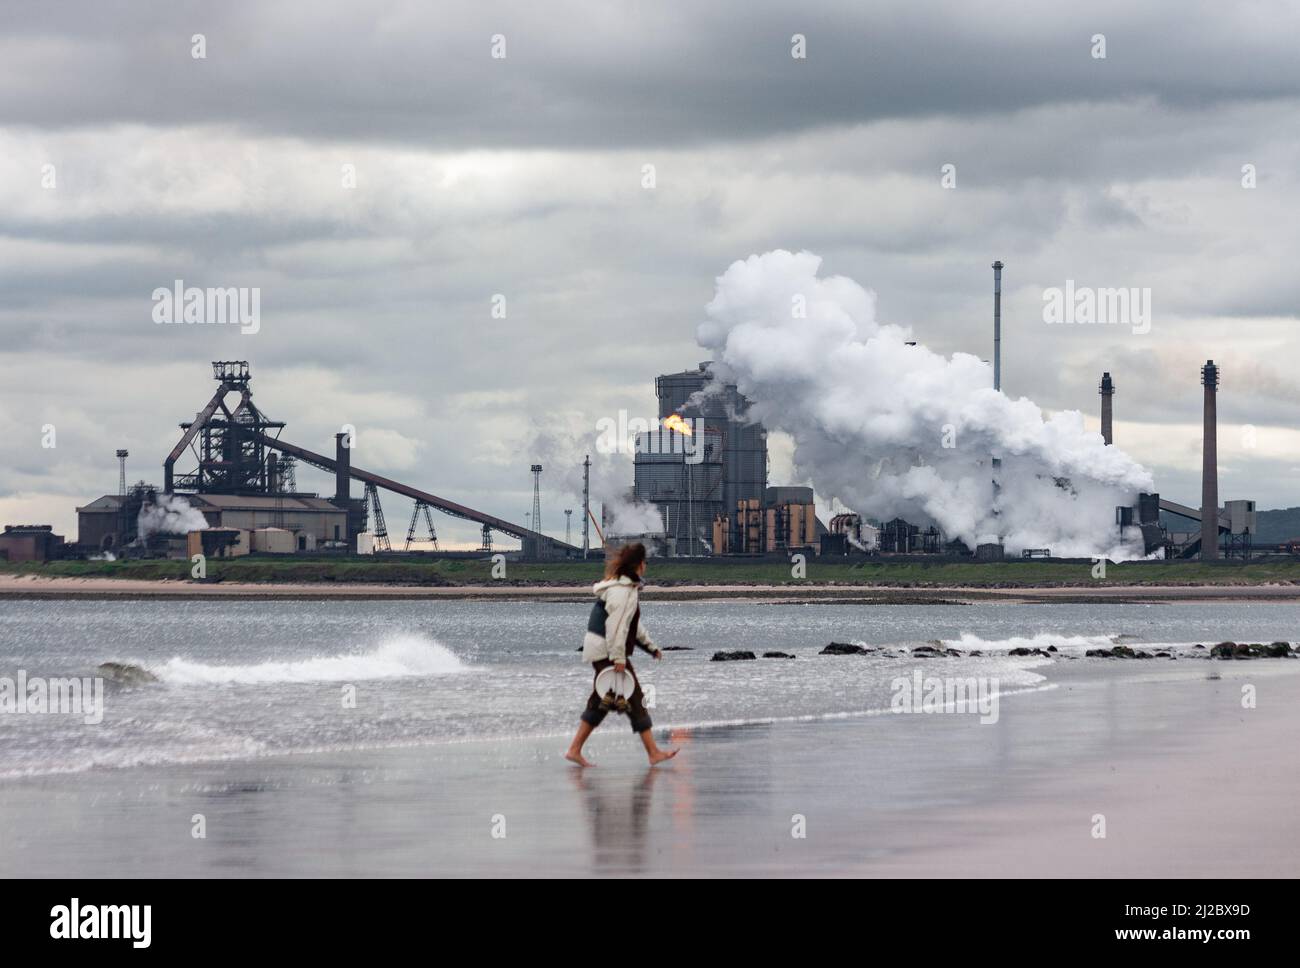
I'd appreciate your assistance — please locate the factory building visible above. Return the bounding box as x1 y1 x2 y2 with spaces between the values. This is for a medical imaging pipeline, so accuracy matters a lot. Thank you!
77 489 346 554
655 364 767 513
184 526 298 559
187 528 249 559
632 426 724 555
635 363 768 554
76 494 130 551
712 486 820 555
1223 500 1256 557
0 525 66 563
75 484 157 552
186 494 347 550
879 519 943 554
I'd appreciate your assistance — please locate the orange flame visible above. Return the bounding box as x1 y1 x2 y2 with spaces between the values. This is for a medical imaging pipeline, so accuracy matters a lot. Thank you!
662 413 693 436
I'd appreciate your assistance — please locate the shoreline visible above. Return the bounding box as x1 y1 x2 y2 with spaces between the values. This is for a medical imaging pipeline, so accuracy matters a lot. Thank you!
3 658 1296 876
4 573 1300 603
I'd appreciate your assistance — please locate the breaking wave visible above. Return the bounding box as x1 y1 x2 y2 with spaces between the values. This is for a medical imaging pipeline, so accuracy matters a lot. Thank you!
940 632 1142 653
151 634 471 685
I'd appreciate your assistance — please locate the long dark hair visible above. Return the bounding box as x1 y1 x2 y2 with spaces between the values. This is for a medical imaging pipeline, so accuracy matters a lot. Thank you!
603 542 647 582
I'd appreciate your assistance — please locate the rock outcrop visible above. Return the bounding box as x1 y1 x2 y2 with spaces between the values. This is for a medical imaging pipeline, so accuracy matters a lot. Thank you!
1085 645 1154 659
97 662 160 684
711 650 757 662
820 642 869 656
1210 641 1295 659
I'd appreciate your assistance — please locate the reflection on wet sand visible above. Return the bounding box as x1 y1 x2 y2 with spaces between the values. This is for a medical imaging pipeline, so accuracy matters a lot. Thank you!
570 729 696 873
569 768 660 873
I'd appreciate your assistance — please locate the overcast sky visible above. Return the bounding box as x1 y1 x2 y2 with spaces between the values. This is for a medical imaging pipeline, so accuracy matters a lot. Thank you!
3 0 1298 546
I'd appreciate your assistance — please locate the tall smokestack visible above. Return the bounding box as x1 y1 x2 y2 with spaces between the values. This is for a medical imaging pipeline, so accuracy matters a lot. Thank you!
989 261 1005 531
335 432 351 503
991 261 1004 392
1099 372 1114 445
582 454 591 558
1201 360 1219 560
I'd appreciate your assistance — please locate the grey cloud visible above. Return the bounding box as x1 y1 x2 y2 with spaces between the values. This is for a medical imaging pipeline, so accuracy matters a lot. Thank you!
3 1 1299 148
3 0 1299 539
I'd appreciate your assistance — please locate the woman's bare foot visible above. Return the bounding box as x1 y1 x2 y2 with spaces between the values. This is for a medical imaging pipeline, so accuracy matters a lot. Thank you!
564 721 597 767
647 748 678 766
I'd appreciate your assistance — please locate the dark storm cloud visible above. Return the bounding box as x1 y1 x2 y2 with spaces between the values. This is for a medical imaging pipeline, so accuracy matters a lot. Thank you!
0 212 348 252
2 0 1298 148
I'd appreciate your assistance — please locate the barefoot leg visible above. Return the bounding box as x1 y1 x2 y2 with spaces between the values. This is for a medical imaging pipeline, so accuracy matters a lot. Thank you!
565 720 597 767
638 728 678 766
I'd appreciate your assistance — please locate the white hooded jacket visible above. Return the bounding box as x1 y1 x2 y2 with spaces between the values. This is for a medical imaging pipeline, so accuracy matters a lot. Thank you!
582 576 658 663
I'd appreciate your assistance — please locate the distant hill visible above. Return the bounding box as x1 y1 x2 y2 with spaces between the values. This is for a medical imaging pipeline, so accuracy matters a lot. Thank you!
1257 508 1300 544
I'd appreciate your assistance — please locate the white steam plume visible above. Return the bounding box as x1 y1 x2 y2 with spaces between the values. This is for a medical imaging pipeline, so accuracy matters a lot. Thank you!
698 251 1154 559
604 498 664 536
137 494 209 541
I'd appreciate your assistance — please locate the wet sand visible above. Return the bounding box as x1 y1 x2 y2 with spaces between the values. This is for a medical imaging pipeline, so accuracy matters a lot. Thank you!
3 658 1296 877
3 573 1300 603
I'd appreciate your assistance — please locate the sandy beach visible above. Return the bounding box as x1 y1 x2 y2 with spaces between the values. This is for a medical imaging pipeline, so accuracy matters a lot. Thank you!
2 645 1296 878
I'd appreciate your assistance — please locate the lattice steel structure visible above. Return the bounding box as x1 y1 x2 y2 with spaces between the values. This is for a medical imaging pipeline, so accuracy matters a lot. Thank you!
365 482 390 552
405 500 439 551
530 464 543 538
165 361 285 494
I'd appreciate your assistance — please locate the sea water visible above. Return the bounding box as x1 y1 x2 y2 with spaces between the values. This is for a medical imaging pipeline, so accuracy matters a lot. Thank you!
1 598 1297 780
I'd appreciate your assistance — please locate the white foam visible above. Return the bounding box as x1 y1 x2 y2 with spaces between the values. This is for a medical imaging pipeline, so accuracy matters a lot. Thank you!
940 632 1125 654
151 633 471 686
662 683 1060 732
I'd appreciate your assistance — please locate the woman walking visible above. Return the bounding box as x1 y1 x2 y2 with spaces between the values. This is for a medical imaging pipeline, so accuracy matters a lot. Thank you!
565 542 679 768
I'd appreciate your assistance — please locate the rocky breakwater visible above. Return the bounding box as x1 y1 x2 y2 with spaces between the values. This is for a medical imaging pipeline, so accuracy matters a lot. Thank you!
1085 641 1295 659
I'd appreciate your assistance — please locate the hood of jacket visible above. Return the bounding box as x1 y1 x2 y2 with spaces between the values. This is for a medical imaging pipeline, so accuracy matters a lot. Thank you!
592 575 639 599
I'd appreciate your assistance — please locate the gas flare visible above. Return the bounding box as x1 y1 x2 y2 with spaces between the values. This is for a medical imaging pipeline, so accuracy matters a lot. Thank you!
662 413 693 436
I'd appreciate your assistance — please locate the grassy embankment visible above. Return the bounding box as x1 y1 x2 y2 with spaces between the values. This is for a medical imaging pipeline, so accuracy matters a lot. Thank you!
3 556 1300 587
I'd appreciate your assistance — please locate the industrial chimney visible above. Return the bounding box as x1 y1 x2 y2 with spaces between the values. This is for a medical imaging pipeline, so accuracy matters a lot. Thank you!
991 261 1004 392
989 262 1005 530
1201 360 1219 560
1099 372 1114 445
335 432 351 503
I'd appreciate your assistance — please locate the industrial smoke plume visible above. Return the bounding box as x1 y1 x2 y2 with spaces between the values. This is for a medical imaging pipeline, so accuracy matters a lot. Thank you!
137 494 208 542
698 250 1155 559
